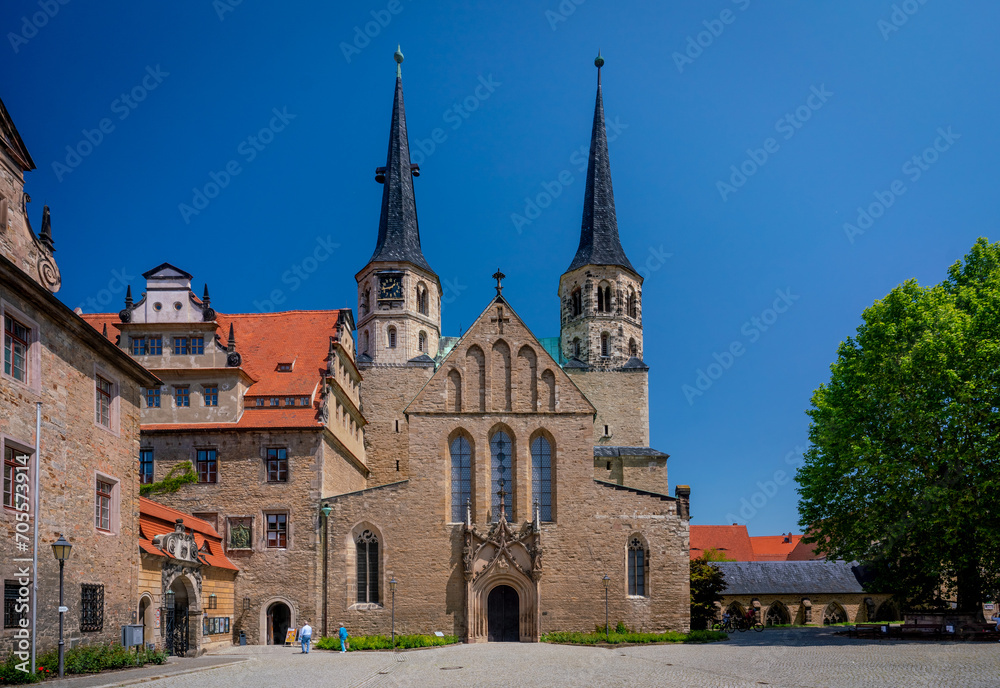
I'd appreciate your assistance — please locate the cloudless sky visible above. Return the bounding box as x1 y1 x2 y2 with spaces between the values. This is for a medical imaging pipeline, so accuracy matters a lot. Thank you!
3 1 998 537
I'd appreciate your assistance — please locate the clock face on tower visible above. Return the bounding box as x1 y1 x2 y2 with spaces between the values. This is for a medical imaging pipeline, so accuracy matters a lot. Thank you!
378 274 403 300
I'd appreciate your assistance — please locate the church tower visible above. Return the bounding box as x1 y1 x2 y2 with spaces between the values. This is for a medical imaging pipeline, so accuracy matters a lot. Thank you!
356 47 441 366
559 55 649 446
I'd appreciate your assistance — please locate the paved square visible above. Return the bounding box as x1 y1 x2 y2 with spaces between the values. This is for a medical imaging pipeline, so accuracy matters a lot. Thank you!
148 628 999 687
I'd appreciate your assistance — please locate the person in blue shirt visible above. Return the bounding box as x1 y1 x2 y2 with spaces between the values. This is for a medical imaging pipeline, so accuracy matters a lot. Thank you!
338 624 349 653
299 621 312 654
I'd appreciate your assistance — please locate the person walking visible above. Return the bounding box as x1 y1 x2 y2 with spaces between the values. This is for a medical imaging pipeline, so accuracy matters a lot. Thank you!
991 610 1000 643
300 621 312 654
338 624 349 653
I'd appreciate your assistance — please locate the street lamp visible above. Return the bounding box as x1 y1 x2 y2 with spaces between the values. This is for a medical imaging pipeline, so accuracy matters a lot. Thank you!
602 574 611 642
50 536 72 678
389 578 398 650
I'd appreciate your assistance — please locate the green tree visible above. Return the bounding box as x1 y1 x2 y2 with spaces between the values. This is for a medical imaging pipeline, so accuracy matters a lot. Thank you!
702 548 735 562
690 555 727 630
797 238 1000 612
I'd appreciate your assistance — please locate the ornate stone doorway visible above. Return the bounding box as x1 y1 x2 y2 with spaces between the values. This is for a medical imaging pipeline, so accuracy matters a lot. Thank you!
267 602 291 645
487 585 520 642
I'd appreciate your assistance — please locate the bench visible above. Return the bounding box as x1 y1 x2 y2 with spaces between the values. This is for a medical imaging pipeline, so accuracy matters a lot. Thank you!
850 623 888 640
957 624 1000 641
890 624 942 640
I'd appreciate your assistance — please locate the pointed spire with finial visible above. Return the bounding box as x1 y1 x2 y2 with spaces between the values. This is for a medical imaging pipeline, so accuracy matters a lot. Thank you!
227 322 236 352
368 47 435 275
566 53 636 275
125 285 133 308
202 284 211 308
39 205 54 252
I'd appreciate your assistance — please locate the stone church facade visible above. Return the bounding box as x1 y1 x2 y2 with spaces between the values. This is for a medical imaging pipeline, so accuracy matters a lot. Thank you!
77 54 691 644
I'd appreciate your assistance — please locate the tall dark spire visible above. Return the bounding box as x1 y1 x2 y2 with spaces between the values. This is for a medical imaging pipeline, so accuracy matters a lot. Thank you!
369 47 434 275
567 54 635 275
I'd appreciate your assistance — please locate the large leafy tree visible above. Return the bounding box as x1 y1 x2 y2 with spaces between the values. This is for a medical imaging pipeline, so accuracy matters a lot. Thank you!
797 238 1000 612
690 556 727 630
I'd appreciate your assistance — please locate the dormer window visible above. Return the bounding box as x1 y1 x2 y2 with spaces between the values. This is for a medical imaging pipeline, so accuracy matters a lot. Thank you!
270 397 279 407
285 397 296 406
277 362 293 372
300 396 309 406
255 398 265 407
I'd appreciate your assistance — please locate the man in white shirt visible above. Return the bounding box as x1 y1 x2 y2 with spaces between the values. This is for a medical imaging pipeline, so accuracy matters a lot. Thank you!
300 621 312 654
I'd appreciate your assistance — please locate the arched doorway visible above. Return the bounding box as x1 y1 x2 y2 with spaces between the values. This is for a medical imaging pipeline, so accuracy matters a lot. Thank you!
487 585 519 642
138 596 154 646
267 602 292 645
874 600 900 622
765 601 790 626
164 578 192 656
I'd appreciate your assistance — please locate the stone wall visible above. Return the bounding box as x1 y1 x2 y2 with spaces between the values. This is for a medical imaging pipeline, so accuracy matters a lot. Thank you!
719 593 894 626
0 261 150 654
567 368 649 447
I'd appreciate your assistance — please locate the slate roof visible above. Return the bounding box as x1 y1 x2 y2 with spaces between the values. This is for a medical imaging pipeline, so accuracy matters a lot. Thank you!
594 446 669 458
715 561 866 595
369 74 434 275
0 96 35 171
566 81 636 275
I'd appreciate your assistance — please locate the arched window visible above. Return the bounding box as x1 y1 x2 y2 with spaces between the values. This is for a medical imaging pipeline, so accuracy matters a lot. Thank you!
572 338 581 359
606 286 613 311
490 431 513 521
571 288 582 317
601 332 610 357
387 326 396 349
450 436 471 522
627 288 637 318
362 331 370 355
822 602 848 625
418 331 427 352
355 530 380 604
362 288 370 314
597 285 612 313
416 284 428 315
765 601 790 626
627 537 647 596
531 436 552 521
628 338 637 357
597 285 605 312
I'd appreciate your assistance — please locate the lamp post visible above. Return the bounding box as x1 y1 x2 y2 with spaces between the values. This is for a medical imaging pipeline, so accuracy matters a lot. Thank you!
602 574 610 642
50 536 72 678
389 578 397 650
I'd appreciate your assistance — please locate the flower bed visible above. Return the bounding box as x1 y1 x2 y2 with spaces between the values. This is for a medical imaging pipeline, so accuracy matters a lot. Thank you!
0 644 167 684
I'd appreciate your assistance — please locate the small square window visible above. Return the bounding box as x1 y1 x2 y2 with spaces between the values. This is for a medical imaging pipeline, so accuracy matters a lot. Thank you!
173 338 189 355
204 386 218 406
130 337 146 355
277 363 292 372
145 387 161 408
266 513 287 548
191 337 204 355
197 449 217 483
148 337 163 355
175 387 190 407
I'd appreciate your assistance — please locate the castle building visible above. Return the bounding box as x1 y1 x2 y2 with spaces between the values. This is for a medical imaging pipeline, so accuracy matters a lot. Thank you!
0 98 158 659
81 53 691 645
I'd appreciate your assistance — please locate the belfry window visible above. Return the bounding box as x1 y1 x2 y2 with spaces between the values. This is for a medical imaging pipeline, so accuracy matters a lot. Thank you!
531 436 552 521
601 333 610 358
628 537 647 596
597 286 605 312
629 338 637 357
450 436 471 522
418 331 427 352
490 431 514 521
627 289 638 319
387 326 397 349
355 530 380 604
572 338 581 359
416 285 429 315
571 288 582 317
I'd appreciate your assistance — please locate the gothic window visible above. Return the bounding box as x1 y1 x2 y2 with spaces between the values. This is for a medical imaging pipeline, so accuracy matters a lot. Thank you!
362 288 370 314
628 537 647 596
628 338 637 357
362 330 370 355
418 331 427 352
572 338 581 358
627 289 638 319
416 284 429 315
387 326 397 349
450 436 471 522
823 602 848 625
597 286 605 312
356 530 380 604
571 288 582 317
490 431 514 520
531 436 552 521
601 332 610 358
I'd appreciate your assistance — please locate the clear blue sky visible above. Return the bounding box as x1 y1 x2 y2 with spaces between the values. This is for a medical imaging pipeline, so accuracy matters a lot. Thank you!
4 1 998 536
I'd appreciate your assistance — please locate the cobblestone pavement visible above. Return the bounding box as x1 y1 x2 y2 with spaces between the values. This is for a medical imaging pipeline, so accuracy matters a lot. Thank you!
144 627 999 687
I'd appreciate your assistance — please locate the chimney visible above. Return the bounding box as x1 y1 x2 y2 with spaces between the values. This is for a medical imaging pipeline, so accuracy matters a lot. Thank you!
674 485 691 520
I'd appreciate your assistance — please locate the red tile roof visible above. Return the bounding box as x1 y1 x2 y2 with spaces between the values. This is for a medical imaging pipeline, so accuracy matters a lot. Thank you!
142 407 322 432
750 534 803 562
81 309 351 429
138 497 237 571
690 525 756 561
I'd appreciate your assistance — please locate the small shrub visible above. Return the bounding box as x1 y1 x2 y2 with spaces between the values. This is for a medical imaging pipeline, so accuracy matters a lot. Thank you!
314 634 459 651
0 653 41 684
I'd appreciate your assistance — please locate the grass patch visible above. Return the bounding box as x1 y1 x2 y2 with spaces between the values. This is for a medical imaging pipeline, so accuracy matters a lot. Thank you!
541 629 727 645
0 644 167 684
314 634 459 651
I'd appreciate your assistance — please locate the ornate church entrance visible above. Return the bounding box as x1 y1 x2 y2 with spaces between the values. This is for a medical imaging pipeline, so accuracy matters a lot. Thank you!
487 585 520 642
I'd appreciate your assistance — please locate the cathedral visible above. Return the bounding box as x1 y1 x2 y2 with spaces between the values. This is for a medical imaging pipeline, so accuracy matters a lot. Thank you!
54 52 689 651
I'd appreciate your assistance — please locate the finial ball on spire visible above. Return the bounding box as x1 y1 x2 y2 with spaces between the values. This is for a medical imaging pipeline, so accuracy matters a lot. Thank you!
394 45 404 64
595 52 604 68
